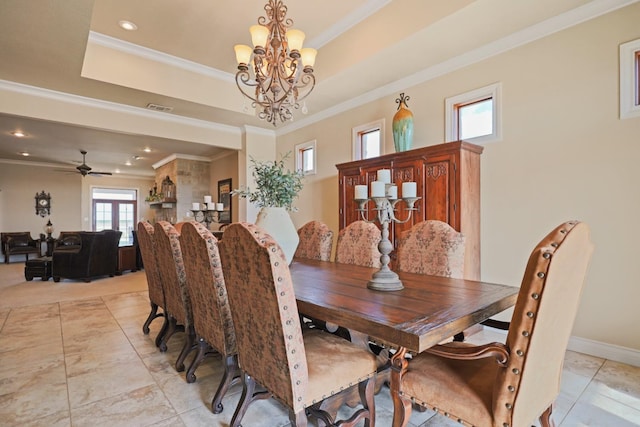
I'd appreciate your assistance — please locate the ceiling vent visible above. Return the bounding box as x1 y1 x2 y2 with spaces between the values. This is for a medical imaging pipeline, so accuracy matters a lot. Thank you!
146 103 173 113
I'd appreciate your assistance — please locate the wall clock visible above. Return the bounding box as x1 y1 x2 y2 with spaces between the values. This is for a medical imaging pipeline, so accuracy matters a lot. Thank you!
35 190 51 217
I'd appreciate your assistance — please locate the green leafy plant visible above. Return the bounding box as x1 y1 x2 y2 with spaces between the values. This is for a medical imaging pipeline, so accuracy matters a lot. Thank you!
232 153 304 211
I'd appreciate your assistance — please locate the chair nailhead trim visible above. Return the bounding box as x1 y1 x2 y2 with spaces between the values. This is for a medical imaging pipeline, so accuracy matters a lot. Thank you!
516 350 524 357
543 252 551 259
537 272 545 278
531 293 540 299
527 311 534 318
505 403 512 410
512 368 520 374
508 385 515 392
522 331 529 337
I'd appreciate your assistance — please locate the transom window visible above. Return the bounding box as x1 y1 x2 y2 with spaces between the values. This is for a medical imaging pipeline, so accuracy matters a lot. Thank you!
295 140 316 175
620 38 640 119
446 83 501 144
352 119 384 160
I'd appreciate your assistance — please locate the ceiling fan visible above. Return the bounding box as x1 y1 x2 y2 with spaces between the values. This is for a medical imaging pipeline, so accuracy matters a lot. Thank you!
75 150 112 177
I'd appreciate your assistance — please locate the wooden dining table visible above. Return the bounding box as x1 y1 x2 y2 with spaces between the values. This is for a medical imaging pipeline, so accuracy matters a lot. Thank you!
289 258 519 427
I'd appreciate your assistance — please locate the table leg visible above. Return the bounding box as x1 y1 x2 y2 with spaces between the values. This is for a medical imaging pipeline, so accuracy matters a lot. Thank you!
390 346 412 427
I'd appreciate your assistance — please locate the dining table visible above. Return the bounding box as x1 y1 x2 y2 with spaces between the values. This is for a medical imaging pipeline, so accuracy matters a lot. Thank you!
289 258 519 427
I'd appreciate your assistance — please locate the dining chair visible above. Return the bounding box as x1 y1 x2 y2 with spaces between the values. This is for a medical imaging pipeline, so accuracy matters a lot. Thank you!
178 221 239 412
395 220 594 427
219 222 378 427
153 221 196 372
335 220 381 268
396 220 465 278
136 221 167 347
294 220 334 261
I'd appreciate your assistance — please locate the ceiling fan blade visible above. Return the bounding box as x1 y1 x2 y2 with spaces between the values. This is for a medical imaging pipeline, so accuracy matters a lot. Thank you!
88 171 113 177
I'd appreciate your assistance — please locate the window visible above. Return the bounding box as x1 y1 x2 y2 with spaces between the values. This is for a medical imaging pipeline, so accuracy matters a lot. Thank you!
92 188 137 245
445 83 501 144
295 140 316 175
352 119 384 160
620 38 640 119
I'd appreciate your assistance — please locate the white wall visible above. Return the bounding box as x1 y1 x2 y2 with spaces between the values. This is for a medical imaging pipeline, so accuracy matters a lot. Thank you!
277 3 640 354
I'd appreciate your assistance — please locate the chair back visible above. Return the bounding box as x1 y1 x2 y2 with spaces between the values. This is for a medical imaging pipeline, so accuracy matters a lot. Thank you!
396 220 465 278
136 221 164 309
153 221 192 328
494 221 594 426
294 220 334 261
219 222 309 412
335 220 382 268
179 222 236 356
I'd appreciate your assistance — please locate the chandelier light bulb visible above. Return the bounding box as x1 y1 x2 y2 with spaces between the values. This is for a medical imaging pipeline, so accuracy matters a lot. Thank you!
234 44 253 66
300 48 317 69
250 25 269 49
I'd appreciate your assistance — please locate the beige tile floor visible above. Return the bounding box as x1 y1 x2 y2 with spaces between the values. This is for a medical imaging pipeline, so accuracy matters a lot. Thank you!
1 262 639 426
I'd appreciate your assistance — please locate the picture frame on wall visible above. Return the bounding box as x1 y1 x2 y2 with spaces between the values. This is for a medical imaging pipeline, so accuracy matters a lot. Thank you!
217 178 232 223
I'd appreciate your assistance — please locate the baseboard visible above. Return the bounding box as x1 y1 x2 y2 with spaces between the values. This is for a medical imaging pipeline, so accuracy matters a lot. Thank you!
481 326 640 367
567 335 640 368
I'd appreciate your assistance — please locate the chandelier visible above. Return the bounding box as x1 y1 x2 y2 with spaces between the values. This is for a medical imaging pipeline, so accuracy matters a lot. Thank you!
234 0 317 126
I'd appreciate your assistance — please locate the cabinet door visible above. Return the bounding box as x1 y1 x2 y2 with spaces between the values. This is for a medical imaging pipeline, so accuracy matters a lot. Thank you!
391 160 425 245
424 154 457 230
339 172 365 229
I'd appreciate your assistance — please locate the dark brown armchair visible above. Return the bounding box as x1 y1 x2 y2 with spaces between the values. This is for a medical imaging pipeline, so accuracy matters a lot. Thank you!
1 232 41 263
394 221 594 427
51 230 121 282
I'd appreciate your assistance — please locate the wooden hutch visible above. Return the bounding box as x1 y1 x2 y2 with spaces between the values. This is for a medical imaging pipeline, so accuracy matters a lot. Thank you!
336 141 483 280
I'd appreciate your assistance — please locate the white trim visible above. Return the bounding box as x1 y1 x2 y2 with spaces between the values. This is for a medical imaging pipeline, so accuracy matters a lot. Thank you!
445 83 502 144
352 119 385 160
278 0 639 136
620 38 640 119
295 140 317 175
152 153 212 170
568 335 640 367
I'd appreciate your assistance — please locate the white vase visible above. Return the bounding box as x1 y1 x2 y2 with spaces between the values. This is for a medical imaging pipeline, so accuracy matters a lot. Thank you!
255 207 299 265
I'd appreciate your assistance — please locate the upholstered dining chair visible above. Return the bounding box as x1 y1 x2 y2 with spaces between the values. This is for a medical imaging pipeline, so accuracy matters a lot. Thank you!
396 220 465 278
335 220 381 268
219 222 378 427
178 221 239 412
395 221 594 427
294 220 334 261
153 221 196 373
136 221 167 347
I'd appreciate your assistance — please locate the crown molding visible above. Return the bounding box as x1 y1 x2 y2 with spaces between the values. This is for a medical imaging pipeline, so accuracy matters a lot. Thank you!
278 0 640 136
88 31 235 83
0 158 155 177
0 79 242 136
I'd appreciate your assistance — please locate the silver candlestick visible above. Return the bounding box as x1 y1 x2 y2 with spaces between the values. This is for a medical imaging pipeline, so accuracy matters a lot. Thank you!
356 191 420 291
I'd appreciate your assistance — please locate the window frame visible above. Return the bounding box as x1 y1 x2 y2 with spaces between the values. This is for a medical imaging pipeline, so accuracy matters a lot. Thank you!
352 119 385 160
295 139 317 175
445 82 502 144
620 38 640 120
91 187 138 245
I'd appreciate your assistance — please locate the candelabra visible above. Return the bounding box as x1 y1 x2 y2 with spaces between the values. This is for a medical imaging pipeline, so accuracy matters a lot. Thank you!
191 198 224 228
355 173 420 291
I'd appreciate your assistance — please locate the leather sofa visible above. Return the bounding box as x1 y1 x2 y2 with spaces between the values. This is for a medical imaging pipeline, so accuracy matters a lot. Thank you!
1 232 41 263
52 230 122 282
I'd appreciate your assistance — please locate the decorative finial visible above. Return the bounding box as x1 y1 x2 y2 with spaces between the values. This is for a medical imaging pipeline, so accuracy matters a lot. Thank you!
395 93 410 110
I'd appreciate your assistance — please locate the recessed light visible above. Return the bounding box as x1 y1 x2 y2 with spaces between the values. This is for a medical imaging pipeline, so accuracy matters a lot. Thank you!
143 147 151 153
118 20 138 31
19 151 30 156
125 160 132 166
115 168 121 174
12 131 26 138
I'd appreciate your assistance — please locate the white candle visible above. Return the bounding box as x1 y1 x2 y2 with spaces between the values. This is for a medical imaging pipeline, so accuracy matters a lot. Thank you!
377 169 391 184
208 203 216 211
192 202 200 211
402 182 417 198
371 181 385 198
216 203 224 211
204 195 212 204
355 185 368 200
386 185 398 199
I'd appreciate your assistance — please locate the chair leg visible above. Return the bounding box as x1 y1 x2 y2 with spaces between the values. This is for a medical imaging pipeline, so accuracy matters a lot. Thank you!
142 302 163 334
155 315 170 348
230 373 271 427
185 338 208 383
158 316 180 352
211 354 240 414
539 404 555 427
175 325 196 372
